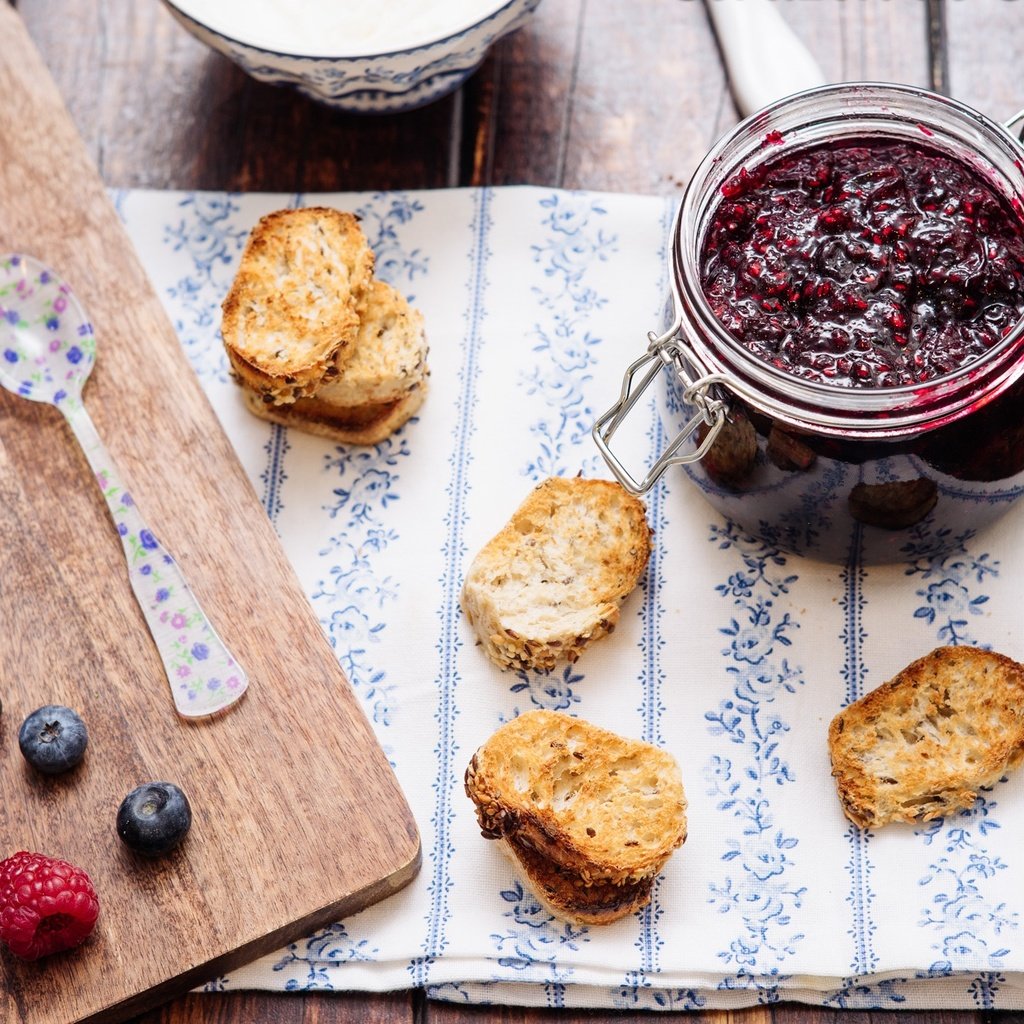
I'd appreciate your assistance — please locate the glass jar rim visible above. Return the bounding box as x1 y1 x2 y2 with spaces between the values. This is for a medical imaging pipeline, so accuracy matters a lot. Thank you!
672 81 1024 439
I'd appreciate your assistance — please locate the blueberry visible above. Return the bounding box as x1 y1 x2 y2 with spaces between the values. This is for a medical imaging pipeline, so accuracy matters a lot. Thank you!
116 782 192 856
18 705 88 774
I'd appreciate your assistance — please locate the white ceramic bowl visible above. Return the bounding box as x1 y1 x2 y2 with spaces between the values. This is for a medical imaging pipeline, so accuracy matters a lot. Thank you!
162 0 542 114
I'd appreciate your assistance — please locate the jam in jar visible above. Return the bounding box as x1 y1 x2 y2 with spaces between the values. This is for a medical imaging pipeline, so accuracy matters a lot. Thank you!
700 139 1024 389
594 84 1024 563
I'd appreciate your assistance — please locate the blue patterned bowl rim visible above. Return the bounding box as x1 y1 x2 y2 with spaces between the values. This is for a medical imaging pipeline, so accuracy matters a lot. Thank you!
162 0 524 60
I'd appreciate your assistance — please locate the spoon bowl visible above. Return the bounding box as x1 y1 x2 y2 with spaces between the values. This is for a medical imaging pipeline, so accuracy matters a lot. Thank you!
0 254 96 405
0 253 247 719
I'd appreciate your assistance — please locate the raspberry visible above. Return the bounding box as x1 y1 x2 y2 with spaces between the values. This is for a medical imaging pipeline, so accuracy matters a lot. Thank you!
0 851 99 960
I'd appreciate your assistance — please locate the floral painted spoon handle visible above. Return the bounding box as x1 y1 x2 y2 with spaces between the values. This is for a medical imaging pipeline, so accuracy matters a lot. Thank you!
64 402 247 717
0 254 246 718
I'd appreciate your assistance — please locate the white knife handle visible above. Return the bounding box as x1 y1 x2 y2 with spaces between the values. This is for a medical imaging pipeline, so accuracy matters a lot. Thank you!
705 0 827 118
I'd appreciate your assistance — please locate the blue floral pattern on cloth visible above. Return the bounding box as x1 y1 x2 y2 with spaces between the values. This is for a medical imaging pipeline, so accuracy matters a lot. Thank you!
903 527 1018 984
308 193 427 726
501 192 620 718
490 880 589 986
163 193 250 383
279 195 428 978
838 515 1019 1009
313 438 412 726
353 194 430 290
615 196 678 1010
838 525 882 987
522 192 616 483
705 522 805 999
112 185 1024 1010
904 526 997 645
508 664 583 712
271 924 381 991
411 187 493 991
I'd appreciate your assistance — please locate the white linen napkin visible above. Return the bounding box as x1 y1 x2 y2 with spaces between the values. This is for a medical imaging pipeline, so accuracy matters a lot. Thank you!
118 185 1024 1010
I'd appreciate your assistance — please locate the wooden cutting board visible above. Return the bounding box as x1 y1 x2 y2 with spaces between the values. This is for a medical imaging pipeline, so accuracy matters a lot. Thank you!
0 7 420 1022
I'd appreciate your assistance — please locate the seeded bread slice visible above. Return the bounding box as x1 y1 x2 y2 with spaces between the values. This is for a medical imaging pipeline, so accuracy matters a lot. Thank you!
461 477 652 671
315 278 428 407
221 207 375 403
465 710 687 890
828 645 1024 828
241 379 426 446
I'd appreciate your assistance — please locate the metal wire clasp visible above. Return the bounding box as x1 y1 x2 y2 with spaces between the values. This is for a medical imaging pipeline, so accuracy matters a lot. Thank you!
1006 108 1024 144
592 326 728 494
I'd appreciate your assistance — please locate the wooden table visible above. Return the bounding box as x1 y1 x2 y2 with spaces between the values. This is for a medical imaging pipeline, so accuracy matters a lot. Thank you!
12 0 1024 1021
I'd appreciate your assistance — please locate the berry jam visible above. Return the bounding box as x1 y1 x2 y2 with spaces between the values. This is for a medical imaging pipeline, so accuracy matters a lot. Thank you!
700 139 1024 387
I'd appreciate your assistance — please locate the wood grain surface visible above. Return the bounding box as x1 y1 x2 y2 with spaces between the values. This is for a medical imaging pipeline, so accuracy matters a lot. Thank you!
0 4 419 1022
8 0 1024 1022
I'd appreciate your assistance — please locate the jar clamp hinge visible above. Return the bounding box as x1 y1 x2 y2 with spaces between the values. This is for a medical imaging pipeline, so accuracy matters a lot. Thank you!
1007 108 1024 143
592 327 728 494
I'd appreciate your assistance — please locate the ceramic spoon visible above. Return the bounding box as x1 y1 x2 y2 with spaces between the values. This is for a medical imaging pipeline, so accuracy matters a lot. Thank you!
704 0 827 117
0 254 247 718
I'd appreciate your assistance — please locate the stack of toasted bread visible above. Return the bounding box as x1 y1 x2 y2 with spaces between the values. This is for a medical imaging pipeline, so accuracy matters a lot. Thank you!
221 206 428 445
465 710 687 925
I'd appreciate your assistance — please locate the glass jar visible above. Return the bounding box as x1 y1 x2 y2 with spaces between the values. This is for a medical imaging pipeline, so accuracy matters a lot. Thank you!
594 83 1024 563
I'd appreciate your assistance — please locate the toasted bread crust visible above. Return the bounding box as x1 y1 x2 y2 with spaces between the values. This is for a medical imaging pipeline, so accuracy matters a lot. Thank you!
829 645 1024 828
222 207 375 402
460 477 652 671
496 836 654 926
465 710 686 885
241 379 426 446
315 279 428 406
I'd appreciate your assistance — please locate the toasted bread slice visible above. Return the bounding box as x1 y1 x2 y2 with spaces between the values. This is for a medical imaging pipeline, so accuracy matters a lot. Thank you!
465 710 687 893
829 645 1024 828
461 477 652 671
222 207 375 402
316 278 428 407
496 836 655 926
241 378 426 446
